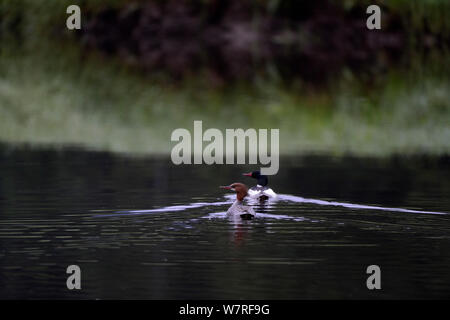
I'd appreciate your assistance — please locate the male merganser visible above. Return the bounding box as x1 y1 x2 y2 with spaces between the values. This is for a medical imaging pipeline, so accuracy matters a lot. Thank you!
220 183 256 220
243 171 277 201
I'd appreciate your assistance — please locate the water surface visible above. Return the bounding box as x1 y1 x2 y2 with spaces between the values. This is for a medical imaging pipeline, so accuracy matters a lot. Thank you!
1 147 449 299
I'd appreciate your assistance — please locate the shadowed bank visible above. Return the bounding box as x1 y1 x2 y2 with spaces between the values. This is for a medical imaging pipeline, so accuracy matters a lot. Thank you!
0 0 449 156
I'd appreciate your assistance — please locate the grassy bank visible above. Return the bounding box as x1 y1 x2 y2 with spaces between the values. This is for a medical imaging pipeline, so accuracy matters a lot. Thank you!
1 40 449 156
0 0 449 156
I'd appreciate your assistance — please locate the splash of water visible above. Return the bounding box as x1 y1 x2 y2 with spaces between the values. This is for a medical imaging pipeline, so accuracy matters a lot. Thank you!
93 201 231 217
276 194 448 215
93 193 448 218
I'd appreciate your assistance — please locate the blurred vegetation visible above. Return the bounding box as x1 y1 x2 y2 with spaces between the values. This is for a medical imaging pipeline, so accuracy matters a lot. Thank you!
0 0 449 156
2 0 450 39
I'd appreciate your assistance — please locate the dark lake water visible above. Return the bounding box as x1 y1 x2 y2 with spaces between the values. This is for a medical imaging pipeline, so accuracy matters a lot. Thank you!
0 146 449 299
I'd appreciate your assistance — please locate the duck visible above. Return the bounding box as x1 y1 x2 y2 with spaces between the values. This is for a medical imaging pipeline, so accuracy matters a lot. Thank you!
220 183 256 220
242 171 277 201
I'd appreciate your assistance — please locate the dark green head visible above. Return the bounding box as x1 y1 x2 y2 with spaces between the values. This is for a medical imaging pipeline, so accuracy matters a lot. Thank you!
243 170 268 186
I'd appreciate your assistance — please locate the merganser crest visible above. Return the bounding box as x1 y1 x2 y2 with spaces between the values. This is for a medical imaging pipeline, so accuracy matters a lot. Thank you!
220 183 256 220
171 120 279 175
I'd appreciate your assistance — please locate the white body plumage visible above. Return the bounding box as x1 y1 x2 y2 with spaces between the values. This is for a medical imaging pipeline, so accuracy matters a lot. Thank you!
247 185 277 200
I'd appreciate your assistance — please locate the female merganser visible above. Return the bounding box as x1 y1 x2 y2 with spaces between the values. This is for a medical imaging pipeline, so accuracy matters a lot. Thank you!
220 183 256 220
243 171 277 201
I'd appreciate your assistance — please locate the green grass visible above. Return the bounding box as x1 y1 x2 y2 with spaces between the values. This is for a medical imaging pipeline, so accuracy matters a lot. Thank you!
0 39 449 156
0 0 449 156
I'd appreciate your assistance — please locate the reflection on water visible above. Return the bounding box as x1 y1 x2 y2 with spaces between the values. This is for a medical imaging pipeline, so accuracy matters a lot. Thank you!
0 147 450 299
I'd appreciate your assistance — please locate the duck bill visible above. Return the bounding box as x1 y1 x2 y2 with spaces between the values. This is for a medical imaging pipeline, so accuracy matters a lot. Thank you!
242 172 252 177
220 186 232 190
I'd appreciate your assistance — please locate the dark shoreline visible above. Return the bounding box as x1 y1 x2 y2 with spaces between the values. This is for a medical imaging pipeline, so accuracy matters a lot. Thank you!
78 0 445 84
